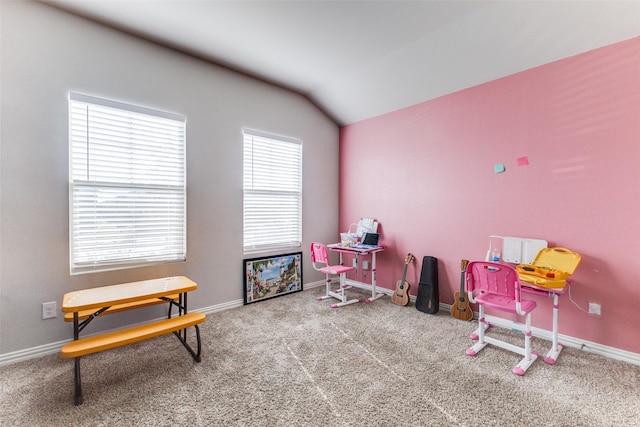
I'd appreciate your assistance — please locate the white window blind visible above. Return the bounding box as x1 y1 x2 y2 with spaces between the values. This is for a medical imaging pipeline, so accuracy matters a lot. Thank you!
243 129 302 252
69 92 186 274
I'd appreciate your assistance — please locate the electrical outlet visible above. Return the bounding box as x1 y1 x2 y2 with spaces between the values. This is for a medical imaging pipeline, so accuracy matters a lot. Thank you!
588 302 601 317
42 301 57 319
362 260 369 270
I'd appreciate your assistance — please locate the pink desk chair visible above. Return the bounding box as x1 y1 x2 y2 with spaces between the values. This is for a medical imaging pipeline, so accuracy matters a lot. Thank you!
310 242 360 308
465 261 539 375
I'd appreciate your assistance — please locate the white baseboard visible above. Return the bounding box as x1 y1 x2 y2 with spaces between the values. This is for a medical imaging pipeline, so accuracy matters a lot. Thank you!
0 340 68 366
2 284 638 367
304 280 325 289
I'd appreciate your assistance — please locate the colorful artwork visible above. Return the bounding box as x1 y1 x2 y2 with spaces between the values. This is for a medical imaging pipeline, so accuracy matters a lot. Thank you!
243 252 303 304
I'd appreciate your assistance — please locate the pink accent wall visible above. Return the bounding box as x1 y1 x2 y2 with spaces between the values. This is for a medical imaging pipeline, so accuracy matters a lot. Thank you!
339 37 640 354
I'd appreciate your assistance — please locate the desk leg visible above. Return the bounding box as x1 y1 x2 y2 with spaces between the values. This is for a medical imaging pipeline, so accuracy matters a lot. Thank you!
72 312 84 405
174 324 203 362
177 292 187 340
74 357 83 405
544 293 563 365
172 291 202 361
365 252 385 303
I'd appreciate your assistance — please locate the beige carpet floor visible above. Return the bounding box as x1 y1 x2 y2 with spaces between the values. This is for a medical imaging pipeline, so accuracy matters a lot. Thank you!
1 286 639 426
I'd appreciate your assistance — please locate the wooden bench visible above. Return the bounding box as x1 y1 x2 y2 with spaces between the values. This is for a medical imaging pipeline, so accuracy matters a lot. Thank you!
63 294 180 322
61 312 205 358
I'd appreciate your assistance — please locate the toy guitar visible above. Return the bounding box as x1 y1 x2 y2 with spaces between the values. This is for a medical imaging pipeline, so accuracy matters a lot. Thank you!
391 253 414 306
450 259 473 321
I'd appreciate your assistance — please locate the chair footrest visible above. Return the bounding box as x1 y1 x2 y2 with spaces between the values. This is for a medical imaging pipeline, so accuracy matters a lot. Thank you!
331 298 361 308
61 312 205 358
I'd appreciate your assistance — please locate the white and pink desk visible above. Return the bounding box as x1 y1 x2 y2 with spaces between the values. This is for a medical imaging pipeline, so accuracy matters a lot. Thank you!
326 244 386 303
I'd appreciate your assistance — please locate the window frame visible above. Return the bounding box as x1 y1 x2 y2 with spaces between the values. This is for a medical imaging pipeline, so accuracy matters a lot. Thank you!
68 92 187 275
243 128 303 254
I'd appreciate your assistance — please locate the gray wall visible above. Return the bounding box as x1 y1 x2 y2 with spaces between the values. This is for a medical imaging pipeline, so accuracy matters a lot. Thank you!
0 2 338 356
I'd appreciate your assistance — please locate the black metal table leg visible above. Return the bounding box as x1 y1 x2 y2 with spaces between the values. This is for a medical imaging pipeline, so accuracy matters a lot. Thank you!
72 312 84 405
173 323 202 362
74 357 83 405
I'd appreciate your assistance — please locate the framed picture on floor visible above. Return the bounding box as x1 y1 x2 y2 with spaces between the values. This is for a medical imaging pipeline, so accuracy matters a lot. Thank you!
243 252 303 304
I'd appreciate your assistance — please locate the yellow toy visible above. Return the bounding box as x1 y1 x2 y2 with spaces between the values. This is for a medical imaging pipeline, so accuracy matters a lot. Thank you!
516 247 581 288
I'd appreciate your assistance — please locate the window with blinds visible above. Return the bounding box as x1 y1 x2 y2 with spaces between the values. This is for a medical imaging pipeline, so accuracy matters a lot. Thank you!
243 129 302 253
69 92 186 274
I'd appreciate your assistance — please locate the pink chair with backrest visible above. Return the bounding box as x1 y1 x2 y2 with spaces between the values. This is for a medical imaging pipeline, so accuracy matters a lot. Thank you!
310 242 360 308
465 261 538 375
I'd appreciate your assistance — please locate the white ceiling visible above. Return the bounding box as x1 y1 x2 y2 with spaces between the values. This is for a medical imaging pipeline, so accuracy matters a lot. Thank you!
46 1 640 125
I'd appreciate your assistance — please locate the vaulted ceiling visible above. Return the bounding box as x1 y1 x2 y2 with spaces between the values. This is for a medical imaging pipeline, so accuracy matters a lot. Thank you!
47 1 640 125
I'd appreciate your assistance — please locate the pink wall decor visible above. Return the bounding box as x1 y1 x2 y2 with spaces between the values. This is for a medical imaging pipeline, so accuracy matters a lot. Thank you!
339 36 640 354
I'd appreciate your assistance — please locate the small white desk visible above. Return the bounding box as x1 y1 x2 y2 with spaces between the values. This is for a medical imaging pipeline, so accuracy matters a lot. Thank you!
327 244 386 303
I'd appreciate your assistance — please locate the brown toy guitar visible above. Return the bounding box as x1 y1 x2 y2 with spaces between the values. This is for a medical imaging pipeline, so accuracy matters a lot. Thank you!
450 259 473 321
392 253 414 306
